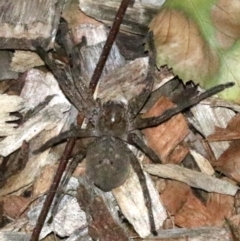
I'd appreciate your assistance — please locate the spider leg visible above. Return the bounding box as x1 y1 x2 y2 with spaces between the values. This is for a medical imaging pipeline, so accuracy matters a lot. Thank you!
128 143 157 235
50 147 87 219
128 132 161 163
128 32 156 120
34 127 97 154
37 26 99 122
56 20 100 121
134 82 234 130
61 147 87 191
128 78 154 121
36 46 88 114
71 43 100 118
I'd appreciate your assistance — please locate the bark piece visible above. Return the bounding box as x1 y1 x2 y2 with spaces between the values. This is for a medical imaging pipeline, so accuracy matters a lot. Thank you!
145 164 238 195
2 196 30 219
214 141 240 183
113 165 167 238
207 114 240 141
0 232 30 241
11 51 44 73
206 191 234 226
27 177 87 240
175 192 214 228
0 68 71 196
98 57 149 103
0 94 24 136
189 149 215 176
160 180 192 215
79 0 164 35
134 227 232 241
142 96 190 164
190 103 235 159
226 214 240 241
77 177 128 241
0 0 64 50
0 51 18 80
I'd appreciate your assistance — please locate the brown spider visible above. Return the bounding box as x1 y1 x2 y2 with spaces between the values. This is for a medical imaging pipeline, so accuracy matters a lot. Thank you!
33 19 233 240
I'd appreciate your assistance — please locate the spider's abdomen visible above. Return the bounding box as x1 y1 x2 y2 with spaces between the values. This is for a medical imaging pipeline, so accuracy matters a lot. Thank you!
96 101 129 139
86 136 131 191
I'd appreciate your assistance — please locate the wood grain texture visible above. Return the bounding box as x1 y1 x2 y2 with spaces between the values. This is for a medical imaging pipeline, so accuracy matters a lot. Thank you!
0 0 64 50
79 0 164 35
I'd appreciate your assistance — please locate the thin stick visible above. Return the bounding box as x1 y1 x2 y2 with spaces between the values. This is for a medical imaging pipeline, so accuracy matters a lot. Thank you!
89 0 132 91
30 138 76 241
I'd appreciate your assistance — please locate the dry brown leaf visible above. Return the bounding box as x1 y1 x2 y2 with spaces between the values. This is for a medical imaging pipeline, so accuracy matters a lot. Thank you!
149 8 219 86
212 0 240 49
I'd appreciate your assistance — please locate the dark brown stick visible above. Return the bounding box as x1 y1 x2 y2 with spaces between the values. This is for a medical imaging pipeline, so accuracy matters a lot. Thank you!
30 138 76 241
89 0 132 91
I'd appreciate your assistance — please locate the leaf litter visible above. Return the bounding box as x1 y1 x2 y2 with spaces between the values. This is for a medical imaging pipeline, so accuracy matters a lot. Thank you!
0 0 240 240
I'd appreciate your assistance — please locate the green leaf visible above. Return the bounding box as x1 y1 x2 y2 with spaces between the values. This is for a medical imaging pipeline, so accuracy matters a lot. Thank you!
149 0 240 103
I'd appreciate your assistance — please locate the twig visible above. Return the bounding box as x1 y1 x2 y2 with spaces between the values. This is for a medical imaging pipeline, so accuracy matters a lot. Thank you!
30 138 76 241
89 0 132 91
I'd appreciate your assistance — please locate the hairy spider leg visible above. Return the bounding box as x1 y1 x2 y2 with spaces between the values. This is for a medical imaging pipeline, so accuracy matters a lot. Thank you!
50 148 87 220
127 146 158 236
34 127 97 154
135 82 234 130
128 32 156 120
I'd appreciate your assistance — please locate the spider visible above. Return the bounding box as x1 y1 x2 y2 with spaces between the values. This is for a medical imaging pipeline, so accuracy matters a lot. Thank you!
33 19 233 240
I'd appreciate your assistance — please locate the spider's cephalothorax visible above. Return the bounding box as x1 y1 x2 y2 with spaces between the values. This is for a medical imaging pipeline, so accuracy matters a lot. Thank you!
95 101 129 139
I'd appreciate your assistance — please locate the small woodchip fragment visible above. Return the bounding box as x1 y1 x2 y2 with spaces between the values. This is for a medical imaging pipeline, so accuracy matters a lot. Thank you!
145 163 238 195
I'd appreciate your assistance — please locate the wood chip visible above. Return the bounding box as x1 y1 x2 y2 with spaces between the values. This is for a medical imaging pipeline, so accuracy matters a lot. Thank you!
0 0 64 50
79 0 164 35
145 163 238 195
113 166 167 238
190 103 235 159
0 94 24 136
134 227 232 241
11 51 44 73
142 96 190 164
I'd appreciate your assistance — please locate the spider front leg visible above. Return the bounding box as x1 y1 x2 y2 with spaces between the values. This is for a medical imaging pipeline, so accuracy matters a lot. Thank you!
128 132 161 163
36 30 99 122
34 126 97 154
134 82 234 130
128 32 156 120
